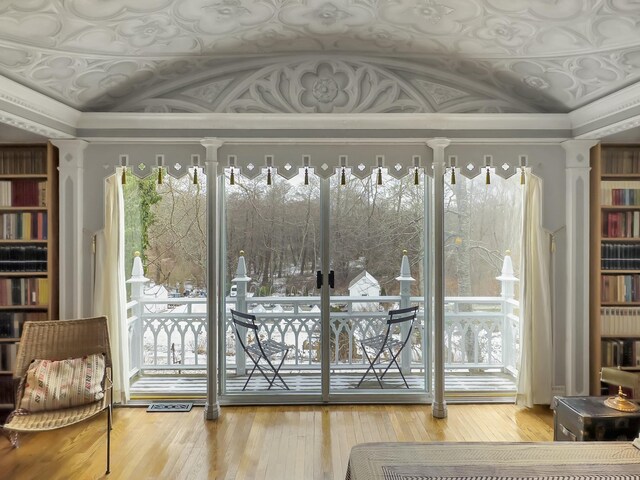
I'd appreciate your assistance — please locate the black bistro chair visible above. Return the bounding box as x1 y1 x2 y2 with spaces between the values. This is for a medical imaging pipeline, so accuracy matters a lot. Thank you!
357 306 419 389
231 309 290 391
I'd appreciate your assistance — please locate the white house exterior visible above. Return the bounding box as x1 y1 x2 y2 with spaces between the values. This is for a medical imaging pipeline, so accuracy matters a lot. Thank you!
348 271 380 312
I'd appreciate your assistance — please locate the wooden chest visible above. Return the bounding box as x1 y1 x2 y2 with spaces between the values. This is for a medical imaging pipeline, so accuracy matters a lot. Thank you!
554 396 640 441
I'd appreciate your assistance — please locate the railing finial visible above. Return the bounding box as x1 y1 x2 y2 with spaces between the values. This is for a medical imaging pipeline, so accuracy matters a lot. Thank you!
128 251 148 282
396 250 415 282
126 251 149 301
496 250 518 300
233 251 251 283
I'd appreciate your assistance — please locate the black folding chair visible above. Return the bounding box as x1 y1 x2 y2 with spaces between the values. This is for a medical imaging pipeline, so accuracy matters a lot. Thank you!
231 309 290 391
357 306 419 389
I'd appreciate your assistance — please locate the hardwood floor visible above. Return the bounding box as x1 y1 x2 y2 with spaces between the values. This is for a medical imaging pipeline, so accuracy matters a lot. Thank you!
0 404 554 480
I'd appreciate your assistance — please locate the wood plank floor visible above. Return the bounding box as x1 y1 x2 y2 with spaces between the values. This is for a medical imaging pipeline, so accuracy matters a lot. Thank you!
0 404 554 480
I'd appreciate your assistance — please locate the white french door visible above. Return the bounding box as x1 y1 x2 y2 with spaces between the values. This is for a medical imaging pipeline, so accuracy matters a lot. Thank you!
221 167 432 403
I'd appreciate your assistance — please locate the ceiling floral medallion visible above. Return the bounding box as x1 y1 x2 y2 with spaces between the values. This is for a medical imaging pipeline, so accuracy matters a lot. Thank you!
522 75 549 90
302 63 348 111
117 15 182 48
475 16 535 49
279 0 373 35
176 0 275 35
306 2 351 25
311 78 339 102
417 0 455 24
379 0 479 36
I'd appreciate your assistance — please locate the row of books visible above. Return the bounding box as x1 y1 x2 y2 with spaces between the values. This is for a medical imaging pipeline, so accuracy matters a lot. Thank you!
601 338 640 367
0 343 16 372
602 211 640 238
0 311 46 339
601 243 640 270
0 375 13 405
0 212 47 240
600 274 640 302
0 149 46 175
602 149 640 174
600 307 640 336
0 245 47 272
0 278 48 306
600 181 640 205
0 180 46 207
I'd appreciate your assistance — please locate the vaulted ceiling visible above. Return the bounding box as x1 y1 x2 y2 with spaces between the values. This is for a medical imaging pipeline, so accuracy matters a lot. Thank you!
1 0 639 114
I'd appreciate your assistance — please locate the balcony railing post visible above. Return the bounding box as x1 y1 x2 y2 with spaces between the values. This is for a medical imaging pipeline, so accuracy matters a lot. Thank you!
232 251 251 375
126 251 149 378
397 250 415 373
496 251 518 372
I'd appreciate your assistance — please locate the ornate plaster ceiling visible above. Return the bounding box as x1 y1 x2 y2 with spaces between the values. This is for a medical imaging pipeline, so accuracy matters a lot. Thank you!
0 0 639 113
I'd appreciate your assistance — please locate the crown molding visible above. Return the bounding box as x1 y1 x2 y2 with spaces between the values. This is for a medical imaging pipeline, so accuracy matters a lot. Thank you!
77 112 570 132
573 113 640 140
0 76 78 137
0 110 73 139
570 81 640 134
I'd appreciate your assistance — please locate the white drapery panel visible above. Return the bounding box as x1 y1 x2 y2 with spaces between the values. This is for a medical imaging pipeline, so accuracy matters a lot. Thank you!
517 172 552 407
93 171 130 403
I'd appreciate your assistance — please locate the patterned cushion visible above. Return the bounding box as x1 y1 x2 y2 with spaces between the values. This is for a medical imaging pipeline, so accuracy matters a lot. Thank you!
19 353 106 412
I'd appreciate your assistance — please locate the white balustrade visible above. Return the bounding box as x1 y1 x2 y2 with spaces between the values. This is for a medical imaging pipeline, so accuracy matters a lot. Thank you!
126 252 520 380
127 294 519 375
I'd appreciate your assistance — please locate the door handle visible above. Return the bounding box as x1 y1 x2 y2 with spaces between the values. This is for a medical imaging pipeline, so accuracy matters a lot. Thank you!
316 270 322 289
328 270 335 289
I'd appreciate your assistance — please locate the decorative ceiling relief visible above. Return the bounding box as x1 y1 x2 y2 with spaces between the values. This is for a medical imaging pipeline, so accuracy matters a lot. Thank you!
119 57 533 113
0 0 638 112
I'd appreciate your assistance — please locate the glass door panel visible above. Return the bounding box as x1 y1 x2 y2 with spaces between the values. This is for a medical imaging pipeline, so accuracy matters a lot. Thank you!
328 170 429 394
442 172 522 400
222 170 323 396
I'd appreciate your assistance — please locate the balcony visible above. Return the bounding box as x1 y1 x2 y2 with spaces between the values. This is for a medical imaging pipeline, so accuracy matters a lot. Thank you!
126 295 518 401
125 252 519 402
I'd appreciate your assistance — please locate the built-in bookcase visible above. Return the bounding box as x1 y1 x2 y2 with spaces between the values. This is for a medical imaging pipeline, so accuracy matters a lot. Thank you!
0 144 58 423
590 144 640 395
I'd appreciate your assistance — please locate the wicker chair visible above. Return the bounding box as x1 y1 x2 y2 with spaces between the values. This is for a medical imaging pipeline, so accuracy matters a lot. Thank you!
2 316 113 475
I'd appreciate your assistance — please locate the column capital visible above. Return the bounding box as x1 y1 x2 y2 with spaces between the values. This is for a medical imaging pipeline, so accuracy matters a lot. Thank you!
562 139 599 169
200 138 225 150
50 138 88 151
50 139 88 169
201 138 224 164
426 138 451 151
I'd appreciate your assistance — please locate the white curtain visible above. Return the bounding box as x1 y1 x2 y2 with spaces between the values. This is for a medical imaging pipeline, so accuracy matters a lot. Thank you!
93 171 129 403
517 173 552 407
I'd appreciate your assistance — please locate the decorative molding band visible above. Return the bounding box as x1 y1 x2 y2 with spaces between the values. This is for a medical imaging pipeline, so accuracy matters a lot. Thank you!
0 111 73 139
97 141 542 182
573 113 640 140
0 76 80 134
570 81 640 130
78 112 571 132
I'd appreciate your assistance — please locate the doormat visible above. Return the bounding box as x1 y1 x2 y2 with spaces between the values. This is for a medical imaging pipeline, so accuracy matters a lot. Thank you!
146 402 193 412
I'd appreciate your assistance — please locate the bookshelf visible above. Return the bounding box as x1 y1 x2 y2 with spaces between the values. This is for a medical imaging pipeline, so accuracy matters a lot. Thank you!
0 144 58 422
590 144 640 395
